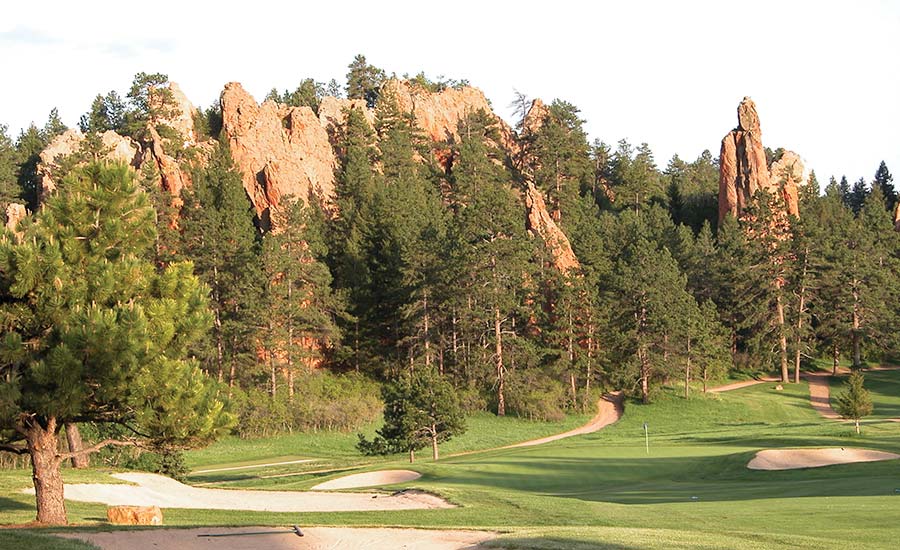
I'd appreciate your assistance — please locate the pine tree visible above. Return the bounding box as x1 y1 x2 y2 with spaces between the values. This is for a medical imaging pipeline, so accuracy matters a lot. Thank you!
16 124 48 210
358 367 465 462
834 372 873 434
529 100 593 226
261 199 343 398
0 162 231 525
0 124 20 211
448 111 533 414
328 106 377 371
346 54 386 108
607 235 694 403
848 177 869 214
873 161 896 213
180 142 261 389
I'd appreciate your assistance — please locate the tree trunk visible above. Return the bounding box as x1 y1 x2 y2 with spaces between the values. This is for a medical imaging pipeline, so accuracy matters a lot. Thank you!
851 295 861 368
833 343 839 376
25 417 68 525
794 251 808 384
495 304 505 416
64 423 89 469
409 449 415 464
855 418 860 435
584 321 594 413
431 426 439 461
776 294 789 382
684 336 691 400
423 291 431 368
639 345 650 404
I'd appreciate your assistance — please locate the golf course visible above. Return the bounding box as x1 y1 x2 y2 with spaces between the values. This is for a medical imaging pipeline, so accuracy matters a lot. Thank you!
2 367 899 549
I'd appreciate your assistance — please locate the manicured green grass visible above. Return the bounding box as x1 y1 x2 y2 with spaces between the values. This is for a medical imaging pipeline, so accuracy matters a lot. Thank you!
184 410 590 487
5 372 900 548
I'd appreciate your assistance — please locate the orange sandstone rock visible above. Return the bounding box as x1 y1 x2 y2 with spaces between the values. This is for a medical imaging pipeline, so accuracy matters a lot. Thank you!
106 505 163 526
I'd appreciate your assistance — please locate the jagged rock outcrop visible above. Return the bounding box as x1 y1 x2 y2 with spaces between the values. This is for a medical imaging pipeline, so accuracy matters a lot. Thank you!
220 82 337 219
38 129 141 201
142 125 191 197
4 203 27 234
769 150 810 190
160 82 196 145
524 181 579 272
521 98 550 138
318 96 373 133
383 79 516 160
719 97 800 222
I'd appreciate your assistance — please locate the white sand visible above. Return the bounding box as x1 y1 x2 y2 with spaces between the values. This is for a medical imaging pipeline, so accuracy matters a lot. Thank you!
58 526 498 550
312 469 422 490
747 448 900 470
26 472 452 512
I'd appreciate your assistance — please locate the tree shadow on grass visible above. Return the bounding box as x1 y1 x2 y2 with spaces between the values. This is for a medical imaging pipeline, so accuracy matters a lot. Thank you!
0 496 33 512
441 451 900 505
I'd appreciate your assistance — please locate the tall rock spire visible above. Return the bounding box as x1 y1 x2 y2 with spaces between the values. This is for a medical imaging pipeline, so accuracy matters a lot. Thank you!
718 97 800 223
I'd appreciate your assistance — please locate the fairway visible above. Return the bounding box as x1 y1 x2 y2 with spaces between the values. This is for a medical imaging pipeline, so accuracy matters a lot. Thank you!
4 372 900 549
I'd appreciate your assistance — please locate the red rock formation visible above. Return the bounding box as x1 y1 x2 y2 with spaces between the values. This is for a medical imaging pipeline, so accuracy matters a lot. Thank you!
318 96 373 134
768 150 807 214
894 202 900 231
220 82 337 218
4 203 27 234
524 180 579 273
382 79 516 165
38 129 141 201
719 97 800 222
106 505 163 525
142 125 191 197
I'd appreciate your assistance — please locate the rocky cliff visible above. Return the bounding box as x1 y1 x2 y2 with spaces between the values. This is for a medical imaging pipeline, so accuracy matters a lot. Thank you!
383 79 515 154
718 97 800 222
37 82 196 203
35 77 580 273
38 129 142 200
524 181 579 273
220 82 337 221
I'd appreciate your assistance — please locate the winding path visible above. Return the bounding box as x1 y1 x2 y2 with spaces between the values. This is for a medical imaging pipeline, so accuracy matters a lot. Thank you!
505 391 624 448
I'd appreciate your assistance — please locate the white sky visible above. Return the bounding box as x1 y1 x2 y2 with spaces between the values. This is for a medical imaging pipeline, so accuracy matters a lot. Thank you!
2 0 898 186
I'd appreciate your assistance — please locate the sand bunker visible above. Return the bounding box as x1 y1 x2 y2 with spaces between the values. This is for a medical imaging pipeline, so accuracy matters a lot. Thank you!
28 472 452 512
311 469 421 490
748 448 900 470
59 526 497 550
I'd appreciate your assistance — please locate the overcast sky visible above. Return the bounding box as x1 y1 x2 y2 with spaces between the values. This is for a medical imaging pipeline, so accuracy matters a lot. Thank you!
2 0 898 187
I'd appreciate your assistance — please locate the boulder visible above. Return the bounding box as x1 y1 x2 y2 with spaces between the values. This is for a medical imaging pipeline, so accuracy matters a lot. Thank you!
719 97 800 222
220 82 337 218
106 505 163 526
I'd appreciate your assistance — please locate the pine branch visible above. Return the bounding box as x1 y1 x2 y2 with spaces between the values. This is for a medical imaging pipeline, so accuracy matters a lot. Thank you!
56 438 138 460
0 443 29 455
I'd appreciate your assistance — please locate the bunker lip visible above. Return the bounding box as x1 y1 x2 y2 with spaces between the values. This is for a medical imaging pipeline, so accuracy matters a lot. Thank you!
747 447 900 470
26 472 452 512
311 469 422 490
57 526 499 550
